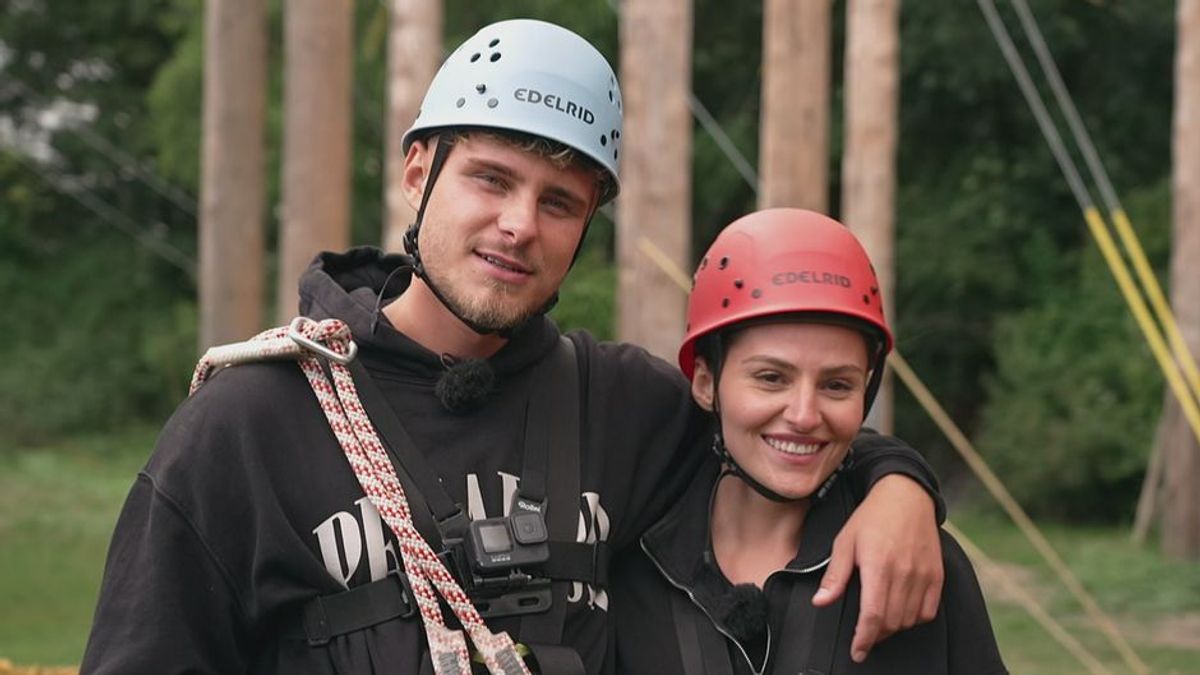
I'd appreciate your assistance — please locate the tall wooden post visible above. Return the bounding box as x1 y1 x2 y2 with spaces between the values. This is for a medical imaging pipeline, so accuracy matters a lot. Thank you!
384 0 443 252
842 0 901 432
200 0 267 349
759 0 831 210
277 0 354 321
617 0 693 361
1160 0 1200 560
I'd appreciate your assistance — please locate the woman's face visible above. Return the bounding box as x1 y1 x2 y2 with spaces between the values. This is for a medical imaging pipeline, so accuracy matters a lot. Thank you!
692 322 870 501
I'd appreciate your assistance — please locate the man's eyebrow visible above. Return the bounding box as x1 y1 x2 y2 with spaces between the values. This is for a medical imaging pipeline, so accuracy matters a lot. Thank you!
543 184 589 210
464 158 589 210
463 158 518 179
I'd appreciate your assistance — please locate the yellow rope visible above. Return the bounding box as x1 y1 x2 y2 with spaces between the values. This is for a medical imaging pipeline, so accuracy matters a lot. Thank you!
1108 207 1200 405
943 522 1113 675
889 352 1146 674
1083 207 1200 453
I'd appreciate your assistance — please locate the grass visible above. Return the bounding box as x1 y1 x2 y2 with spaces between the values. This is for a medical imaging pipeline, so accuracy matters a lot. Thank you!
951 508 1200 674
0 428 156 668
2 432 1199 673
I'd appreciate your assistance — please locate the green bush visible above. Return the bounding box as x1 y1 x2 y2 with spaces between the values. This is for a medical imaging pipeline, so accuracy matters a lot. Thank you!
975 182 1170 521
0 232 197 447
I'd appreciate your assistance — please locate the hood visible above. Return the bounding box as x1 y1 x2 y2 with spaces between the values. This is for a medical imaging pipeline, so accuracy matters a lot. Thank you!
295 246 562 381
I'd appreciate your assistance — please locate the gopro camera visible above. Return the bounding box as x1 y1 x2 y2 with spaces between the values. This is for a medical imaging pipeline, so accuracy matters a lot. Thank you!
466 499 550 572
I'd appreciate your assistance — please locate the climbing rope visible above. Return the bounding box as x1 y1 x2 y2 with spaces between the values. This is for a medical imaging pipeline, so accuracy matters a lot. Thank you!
192 317 530 675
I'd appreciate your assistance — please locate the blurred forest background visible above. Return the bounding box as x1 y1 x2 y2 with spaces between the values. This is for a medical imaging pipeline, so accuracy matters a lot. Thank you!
1 0 1198 672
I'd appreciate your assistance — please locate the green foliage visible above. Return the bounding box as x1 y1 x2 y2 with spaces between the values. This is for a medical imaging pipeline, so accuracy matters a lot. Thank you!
0 0 1185 526
975 181 1171 521
888 0 1174 487
551 215 617 340
1 1 200 447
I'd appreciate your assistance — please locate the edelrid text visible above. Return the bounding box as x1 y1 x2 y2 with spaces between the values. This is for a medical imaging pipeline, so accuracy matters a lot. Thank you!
772 271 852 287
514 88 595 124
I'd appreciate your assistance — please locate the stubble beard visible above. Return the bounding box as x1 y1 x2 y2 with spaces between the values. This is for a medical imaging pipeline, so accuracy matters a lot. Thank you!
423 256 545 333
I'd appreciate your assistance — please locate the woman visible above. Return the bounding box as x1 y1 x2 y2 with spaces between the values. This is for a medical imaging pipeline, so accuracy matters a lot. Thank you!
613 209 1006 674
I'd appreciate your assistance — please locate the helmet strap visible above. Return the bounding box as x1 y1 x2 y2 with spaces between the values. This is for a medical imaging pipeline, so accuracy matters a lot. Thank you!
403 136 519 338
711 431 800 504
860 340 889 420
707 337 801 504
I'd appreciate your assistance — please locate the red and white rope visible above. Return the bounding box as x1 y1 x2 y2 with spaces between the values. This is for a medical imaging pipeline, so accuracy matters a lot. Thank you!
192 317 531 675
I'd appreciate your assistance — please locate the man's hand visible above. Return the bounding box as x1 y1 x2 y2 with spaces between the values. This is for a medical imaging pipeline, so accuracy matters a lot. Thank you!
812 475 943 663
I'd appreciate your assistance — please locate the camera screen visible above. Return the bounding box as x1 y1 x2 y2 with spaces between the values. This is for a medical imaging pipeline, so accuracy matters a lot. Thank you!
478 523 513 553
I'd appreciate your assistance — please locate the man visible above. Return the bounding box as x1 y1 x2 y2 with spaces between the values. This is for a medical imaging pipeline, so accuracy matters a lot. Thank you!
82 19 943 675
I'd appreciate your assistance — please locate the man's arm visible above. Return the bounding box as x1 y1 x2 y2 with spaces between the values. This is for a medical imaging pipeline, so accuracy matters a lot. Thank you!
81 474 250 674
812 430 945 663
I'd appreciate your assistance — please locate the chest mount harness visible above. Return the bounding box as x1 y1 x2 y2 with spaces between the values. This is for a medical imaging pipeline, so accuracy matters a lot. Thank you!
192 316 601 675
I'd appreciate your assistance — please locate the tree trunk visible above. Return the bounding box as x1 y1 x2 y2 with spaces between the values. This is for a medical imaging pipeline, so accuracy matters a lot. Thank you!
841 0 900 433
759 0 831 211
277 0 354 322
200 0 267 350
617 0 693 361
1159 0 1200 560
384 0 443 253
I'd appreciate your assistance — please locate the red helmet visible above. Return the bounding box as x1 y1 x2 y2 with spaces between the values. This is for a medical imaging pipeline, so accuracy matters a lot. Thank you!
678 208 893 379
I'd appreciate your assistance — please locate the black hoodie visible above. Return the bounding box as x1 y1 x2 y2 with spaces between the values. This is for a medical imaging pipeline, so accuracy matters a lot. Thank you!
613 463 1005 674
81 248 941 675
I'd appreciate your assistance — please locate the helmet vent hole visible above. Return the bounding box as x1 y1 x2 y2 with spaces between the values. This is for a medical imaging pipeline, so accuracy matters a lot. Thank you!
722 298 730 308
751 289 763 299
600 135 607 147
718 256 729 269
733 279 743 289
487 97 499 108
455 97 466 108
476 83 487 93
470 53 481 63
862 294 870 304
613 149 619 160
489 38 500 47
613 130 620 140
490 52 502 62
700 257 708 269
608 90 614 102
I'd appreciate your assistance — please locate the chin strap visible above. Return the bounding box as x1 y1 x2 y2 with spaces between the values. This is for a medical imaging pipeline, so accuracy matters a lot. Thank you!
401 138 532 339
712 432 800 503
402 135 598 339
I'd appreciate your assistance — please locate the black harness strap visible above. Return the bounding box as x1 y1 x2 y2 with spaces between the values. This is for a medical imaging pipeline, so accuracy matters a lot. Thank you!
544 541 609 587
671 591 712 675
346 357 470 542
283 573 416 646
518 338 582 673
294 337 593 673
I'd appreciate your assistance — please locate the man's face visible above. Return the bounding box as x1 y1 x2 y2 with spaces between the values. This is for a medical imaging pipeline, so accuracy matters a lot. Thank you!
403 135 597 333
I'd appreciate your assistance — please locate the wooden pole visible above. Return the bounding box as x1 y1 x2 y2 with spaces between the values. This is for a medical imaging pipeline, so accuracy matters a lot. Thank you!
384 0 443 253
617 0 693 361
759 0 831 211
1160 0 1200 560
277 0 354 321
200 0 267 349
842 0 901 433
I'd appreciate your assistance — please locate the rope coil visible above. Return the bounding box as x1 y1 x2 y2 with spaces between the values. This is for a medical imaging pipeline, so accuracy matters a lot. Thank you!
192 317 530 675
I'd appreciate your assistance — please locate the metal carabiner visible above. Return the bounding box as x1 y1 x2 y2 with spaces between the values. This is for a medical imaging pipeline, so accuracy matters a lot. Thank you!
288 317 359 365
